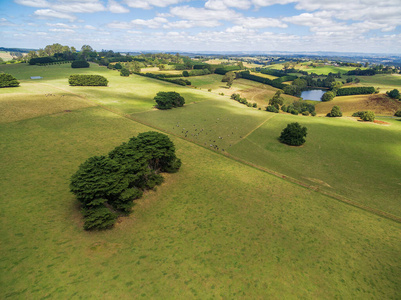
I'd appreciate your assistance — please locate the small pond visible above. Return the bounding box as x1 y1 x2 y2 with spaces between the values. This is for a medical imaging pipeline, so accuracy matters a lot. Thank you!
300 89 326 101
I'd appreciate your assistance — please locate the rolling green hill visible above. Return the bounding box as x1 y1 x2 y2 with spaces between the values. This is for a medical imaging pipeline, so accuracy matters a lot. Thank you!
1 63 401 299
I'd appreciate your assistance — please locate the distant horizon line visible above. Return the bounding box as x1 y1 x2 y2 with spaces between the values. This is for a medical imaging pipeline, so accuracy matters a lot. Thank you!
1 46 400 58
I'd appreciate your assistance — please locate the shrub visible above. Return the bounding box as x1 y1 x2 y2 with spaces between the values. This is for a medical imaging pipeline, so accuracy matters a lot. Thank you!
291 110 299 115
395 110 401 117
302 111 309 116
182 70 189 77
281 105 287 112
0 73 20 88
279 122 307 146
252 103 257 108
321 91 335 102
266 105 279 113
361 111 375 122
154 91 185 109
69 75 108 86
386 89 400 99
352 111 365 118
71 60 89 68
120 68 130 77
82 206 118 231
327 105 343 117
311 111 317 116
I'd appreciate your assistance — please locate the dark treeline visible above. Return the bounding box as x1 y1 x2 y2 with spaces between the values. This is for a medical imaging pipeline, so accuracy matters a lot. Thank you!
68 75 108 86
336 87 376 96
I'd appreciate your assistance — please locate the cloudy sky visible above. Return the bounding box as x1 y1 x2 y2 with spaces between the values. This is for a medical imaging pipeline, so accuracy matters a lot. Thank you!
1 0 401 53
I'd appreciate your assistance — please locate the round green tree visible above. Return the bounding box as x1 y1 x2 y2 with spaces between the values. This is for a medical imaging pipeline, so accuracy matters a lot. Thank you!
327 105 342 117
321 91 335 102
361 111 375 122
279 122 308 146
120 68 130 77
154 91 185 109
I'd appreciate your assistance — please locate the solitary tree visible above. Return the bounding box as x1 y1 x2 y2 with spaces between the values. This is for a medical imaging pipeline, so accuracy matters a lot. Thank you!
120 68 130 77
361 111 375 122
327 105 342 117
279 122 308 146
269 90 284 108
222 71 235 88
154 91 185 109
0 73 20 88
321 91 335 102
386 89 400 99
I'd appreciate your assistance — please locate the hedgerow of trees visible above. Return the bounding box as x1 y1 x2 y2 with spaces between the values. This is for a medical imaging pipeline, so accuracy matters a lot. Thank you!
70 131 182 230
336 87 375 96
279 122 308 146
154 91 185 109
68 75 108 86
0 73 20 88
71 60 89 68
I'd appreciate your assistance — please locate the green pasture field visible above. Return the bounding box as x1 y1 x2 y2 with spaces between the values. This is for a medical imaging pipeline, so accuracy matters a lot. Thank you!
354 74 401 92
1 107 401 299
1 63 401 298
300 66 361 75
186 75 298 107
228 113 401 217
0 63 225 115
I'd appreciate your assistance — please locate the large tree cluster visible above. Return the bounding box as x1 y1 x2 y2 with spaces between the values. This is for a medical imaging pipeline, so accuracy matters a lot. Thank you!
70 131 182 230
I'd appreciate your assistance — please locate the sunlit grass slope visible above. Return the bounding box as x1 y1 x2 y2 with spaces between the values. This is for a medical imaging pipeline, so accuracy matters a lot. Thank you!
228 113 401 217
1 107 400 299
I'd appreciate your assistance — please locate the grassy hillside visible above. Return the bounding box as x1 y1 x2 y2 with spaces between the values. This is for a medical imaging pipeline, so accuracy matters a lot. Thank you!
315 94 401 116
1 63 401 298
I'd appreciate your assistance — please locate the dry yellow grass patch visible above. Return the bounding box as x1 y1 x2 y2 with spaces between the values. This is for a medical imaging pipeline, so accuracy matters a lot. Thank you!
315 94 401 116
0 93 96 123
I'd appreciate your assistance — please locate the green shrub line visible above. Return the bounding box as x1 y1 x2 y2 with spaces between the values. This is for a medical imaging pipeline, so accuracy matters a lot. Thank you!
68 74 108 86
336 86 376 96
71 60 89 68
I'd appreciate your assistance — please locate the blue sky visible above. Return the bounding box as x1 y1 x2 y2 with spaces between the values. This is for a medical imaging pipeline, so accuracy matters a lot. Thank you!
1 0 401 53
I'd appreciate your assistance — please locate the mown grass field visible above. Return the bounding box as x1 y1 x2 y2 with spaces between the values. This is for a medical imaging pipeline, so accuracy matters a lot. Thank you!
1 63 401 298
356 74 401 92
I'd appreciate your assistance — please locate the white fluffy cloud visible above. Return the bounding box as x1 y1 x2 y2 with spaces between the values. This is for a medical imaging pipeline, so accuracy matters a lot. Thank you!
108 0 129 13
234 17 287 28
108 17 168 29
34 9 77 21
205 0 251 10
123 0 186 9
14 0 50 7
170 6 241 21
